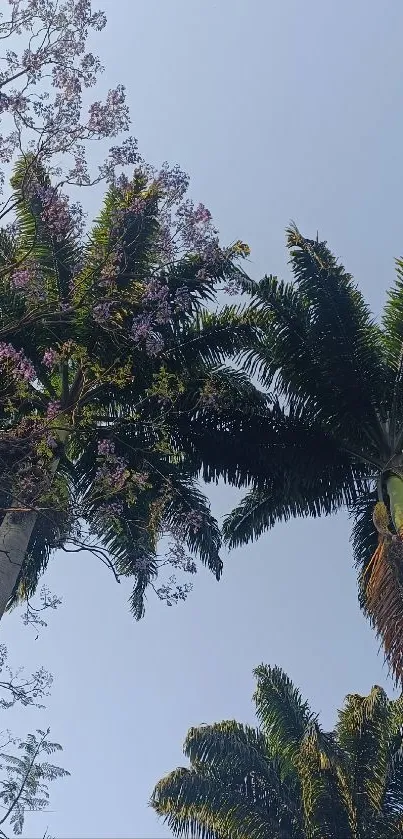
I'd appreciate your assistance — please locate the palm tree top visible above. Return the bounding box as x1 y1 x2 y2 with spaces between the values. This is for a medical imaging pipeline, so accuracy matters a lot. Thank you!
177 224 403 683
151 663 403 839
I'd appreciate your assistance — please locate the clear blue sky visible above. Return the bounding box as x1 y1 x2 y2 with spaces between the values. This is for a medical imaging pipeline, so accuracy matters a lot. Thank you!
3 0 403 836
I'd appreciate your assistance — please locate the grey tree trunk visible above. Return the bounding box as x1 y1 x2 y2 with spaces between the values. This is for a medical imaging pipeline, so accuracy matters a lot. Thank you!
0 428 69 621
0 508 39 619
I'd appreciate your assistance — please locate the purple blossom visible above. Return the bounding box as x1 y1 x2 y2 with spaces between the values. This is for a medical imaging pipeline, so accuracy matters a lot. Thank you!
166 539 197 574
95 456 128 491
155 576 193 606
156 163 190 202
98 500 124 518
157 222 175 262
35 185 83 240
143 279 169 305
132 471 149 489
46 400 61 419
176 199 218 253
97 439 115 457
42 348 59 369
93 301 113 323
131 313 153 344
0 343 35 381
108 137 139 167
88 85 129 136
95 443 129 491
193 204 212 224
174 286 192 312
0 0 138 199
133 556 153 572
142 280 172 325
12 266 33 289
128 197 146 215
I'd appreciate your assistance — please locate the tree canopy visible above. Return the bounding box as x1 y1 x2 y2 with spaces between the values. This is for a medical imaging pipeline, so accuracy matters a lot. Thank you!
152 663 403 839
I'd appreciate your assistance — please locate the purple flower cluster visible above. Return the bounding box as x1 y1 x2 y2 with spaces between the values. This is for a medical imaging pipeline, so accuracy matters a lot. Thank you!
95 458 128 490
157 163 190 202
133 556 153 572
0 0 142 203
88 85 129 136
12 266 33 289
46 400 61 419
95 441 128 491
0 342 35 382
97 439 115 457
108 137 139 168
131 471 149 489
93 301 113 323
143 280 171 325
98 500 124 519
42 348 59 369
174 286 192 312
131 311 166 357
131 313 153 344
129 276 195 357
164 192 219 261
35 185 83 240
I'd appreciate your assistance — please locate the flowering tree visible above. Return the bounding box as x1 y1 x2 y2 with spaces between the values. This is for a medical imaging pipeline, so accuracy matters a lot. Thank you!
0 0 137 225
0 152 260 620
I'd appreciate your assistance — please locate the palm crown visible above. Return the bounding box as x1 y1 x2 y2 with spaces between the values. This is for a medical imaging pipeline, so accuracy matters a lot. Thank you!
0 154 260 619
152 664 403 839
197 225 403 684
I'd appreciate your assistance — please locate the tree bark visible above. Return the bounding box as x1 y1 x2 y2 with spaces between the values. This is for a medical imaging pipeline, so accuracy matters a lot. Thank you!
0 428 69 621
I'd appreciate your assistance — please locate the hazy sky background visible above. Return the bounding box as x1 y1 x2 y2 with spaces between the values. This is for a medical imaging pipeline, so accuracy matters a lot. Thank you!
3 1 403 836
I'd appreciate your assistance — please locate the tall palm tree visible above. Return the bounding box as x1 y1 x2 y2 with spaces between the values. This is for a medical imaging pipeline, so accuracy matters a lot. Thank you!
151 664 403 839
184 225 403 684
0 154 262 620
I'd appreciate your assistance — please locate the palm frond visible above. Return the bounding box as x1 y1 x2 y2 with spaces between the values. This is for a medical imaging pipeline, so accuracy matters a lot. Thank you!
297 724 349 839
222 403 370 548
152 663 403 838
253 665 315 777
163 305 262 370
183 721 275 787
241 231 391 453
152 763 296 839
350 489 379 608
286 224 389 420
73 428 222 617
382 257 403 368
336 687 394 815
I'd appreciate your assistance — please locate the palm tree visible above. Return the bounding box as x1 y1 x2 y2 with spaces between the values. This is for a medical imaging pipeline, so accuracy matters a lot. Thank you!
184 224 403 684
151 664 403 839
0 154 262 620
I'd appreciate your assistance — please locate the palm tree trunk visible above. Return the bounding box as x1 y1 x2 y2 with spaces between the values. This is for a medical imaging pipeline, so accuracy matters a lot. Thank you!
0 428 69 621
387 474 403 532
